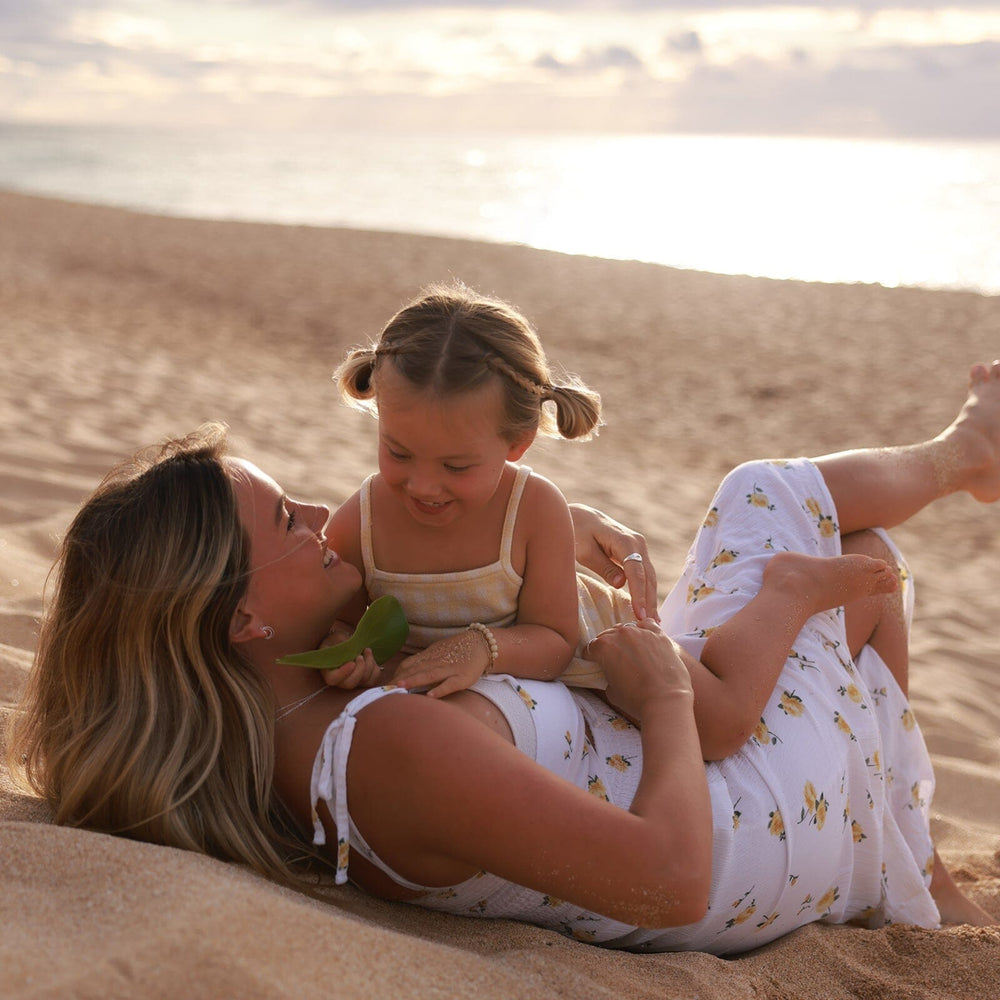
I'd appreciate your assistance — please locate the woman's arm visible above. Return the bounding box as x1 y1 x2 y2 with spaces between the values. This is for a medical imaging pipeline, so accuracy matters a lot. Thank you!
340 623 712 928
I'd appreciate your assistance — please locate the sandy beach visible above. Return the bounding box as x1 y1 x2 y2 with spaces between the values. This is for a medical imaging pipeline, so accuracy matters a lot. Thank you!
1 188 998 999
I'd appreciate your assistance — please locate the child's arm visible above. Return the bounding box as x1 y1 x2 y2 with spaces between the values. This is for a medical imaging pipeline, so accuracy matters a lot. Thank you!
393 473 580 698
660 552 897 761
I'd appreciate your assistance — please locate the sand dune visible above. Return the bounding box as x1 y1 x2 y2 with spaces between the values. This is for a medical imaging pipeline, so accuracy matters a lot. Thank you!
1 190 998 998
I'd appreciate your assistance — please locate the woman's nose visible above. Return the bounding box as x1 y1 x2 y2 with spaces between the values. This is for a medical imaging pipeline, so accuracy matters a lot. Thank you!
307 502 331 531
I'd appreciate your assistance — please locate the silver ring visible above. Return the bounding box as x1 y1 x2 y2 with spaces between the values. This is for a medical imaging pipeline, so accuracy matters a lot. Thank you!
623 552 643 564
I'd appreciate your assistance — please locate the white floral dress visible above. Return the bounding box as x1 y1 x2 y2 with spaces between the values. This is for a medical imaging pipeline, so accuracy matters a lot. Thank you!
311 458 940 955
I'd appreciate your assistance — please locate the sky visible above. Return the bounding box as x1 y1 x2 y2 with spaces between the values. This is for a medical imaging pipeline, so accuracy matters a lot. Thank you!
1 1 999 138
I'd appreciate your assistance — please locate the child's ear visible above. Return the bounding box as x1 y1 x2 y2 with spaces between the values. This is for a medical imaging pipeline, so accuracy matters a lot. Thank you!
506 430 536 462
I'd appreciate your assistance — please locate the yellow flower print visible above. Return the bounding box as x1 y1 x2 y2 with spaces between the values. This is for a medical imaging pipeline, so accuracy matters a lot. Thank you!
515 685 538 710
469 900 489 914
710 548 739 568
834 711 856 741
563 731 573 759
901 707 916 731
788 649 818 671
838 683 865 705
747 485 775 510
687 581 716 604
607 714 634 732
779 690 805 717
804 498 838 537
606 753 634 773
588 775 610 801
908 781 926 811
815 886 840 915
799 781 829 830
851 819 867 843
435 888 458 900
752 717 782 747
922 854 935 878
804 781 817 812
756 913 780 931
570 928 597 943
768 808 786 841
724 901 757 928
732 796 743 831
703 506 720 528
788 874 799 887
540 895 564 908
337 838 350 871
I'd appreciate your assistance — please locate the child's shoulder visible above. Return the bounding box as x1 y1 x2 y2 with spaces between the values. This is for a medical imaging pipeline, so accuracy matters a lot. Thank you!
515 465 572 527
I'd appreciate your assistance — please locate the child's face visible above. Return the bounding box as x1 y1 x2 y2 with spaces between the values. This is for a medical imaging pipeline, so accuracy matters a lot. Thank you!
375 366 529 529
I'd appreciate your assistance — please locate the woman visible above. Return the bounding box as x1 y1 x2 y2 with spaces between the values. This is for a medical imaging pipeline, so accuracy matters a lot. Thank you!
9 364 999 954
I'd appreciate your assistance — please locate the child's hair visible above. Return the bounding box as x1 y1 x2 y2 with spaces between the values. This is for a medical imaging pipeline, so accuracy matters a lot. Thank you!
335 282 602 442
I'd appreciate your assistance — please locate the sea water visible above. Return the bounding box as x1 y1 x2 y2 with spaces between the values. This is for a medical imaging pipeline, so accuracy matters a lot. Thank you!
1 123 998 295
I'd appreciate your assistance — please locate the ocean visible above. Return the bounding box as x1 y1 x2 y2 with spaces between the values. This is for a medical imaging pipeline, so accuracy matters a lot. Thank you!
1 123 998 296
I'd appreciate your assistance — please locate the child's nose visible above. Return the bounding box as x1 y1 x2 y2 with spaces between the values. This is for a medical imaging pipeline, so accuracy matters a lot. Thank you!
406 466 442 498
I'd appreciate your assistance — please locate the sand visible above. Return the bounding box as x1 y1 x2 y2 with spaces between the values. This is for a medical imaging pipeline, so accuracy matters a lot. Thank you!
1 189 998 999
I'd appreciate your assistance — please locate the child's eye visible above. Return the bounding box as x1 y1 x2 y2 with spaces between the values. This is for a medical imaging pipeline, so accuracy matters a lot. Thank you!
387 448 408 462
286 508 297 532
445 464 471 473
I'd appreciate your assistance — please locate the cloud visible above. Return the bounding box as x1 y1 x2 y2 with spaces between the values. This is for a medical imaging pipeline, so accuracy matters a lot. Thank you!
535 43 644 74
666 40 1000 137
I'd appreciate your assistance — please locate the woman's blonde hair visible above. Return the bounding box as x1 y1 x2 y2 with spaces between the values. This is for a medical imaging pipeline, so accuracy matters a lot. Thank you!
335 282 602 442
8 424 326 890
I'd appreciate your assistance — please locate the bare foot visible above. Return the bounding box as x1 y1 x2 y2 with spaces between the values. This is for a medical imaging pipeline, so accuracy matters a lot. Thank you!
930 849 998 927
933 360 1000 503
762 551 898 619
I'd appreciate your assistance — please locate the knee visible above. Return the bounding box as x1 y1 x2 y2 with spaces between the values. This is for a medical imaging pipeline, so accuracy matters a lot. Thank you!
842 529 896 565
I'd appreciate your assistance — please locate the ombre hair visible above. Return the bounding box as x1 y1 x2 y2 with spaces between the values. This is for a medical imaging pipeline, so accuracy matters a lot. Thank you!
335 282 602 442
8 424 326 889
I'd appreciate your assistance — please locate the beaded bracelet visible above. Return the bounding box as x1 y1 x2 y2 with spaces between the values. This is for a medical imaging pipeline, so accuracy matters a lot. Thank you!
467 622 498 675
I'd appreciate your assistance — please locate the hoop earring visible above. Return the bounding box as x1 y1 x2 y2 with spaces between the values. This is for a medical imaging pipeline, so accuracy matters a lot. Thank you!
261 625 275 640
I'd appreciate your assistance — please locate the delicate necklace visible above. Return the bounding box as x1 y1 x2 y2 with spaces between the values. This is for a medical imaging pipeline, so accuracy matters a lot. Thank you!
275 686 328 722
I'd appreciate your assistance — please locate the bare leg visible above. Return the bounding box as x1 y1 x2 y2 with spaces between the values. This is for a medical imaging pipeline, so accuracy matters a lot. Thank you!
841 531 909 697
817 361 1000 534
841 532 995 926
691 551 897 760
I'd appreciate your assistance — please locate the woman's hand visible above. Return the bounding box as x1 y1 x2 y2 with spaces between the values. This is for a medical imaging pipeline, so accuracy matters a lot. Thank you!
586 620 693 725
568 503 659 621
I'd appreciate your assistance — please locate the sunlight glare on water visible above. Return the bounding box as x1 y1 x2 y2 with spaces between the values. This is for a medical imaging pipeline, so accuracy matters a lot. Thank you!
0 125 997 294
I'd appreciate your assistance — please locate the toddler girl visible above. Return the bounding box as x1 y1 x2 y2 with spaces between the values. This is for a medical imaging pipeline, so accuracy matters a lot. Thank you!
326 282 635 697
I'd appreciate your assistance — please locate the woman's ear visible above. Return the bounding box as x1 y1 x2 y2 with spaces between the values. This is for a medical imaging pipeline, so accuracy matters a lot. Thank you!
506 430 536 462
230 606 261 645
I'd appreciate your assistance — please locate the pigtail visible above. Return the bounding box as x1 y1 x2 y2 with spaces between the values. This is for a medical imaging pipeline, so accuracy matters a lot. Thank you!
546 379 603 441
333 347 379 411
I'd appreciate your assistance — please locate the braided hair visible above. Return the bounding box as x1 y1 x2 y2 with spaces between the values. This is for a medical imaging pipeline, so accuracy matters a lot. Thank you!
334 283 602 442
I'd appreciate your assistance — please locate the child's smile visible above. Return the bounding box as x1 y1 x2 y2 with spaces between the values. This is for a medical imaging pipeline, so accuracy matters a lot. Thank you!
375 366 530 531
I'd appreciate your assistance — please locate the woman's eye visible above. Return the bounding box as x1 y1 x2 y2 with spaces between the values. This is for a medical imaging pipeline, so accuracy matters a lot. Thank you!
286 508 297 532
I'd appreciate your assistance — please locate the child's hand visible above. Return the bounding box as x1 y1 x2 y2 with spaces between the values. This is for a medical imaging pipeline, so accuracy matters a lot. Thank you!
391 631 492 698
320 648 384 689
318 623 384 690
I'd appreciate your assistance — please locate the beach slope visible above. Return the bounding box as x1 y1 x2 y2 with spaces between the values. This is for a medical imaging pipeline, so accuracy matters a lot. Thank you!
1 190 998 999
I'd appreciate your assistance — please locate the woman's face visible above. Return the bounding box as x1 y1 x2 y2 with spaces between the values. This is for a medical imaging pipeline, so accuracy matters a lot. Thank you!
229 458 363 655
